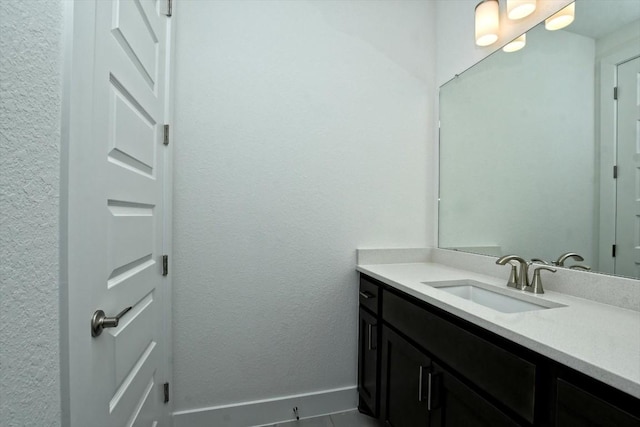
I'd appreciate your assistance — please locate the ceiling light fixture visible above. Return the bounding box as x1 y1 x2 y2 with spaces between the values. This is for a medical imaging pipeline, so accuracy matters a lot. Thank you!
502 33 526 52
475 0 500 47
545 2 575 31
507 0 537 20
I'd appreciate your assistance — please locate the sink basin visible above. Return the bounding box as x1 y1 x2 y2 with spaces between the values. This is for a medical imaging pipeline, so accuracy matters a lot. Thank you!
423 280 566 313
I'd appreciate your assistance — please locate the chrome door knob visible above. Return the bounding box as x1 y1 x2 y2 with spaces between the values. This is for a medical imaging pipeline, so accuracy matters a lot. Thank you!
91 306 132 337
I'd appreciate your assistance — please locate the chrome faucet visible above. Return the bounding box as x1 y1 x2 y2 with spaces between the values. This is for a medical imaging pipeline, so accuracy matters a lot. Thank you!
555 252 584 267
496 255 530 290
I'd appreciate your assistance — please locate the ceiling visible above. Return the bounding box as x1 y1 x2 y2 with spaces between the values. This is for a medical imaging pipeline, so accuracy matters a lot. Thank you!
563 0 640 40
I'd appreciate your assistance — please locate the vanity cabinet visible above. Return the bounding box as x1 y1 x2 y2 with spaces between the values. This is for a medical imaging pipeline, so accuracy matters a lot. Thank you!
555 375 640 426
358 276 381 416
359 307 379 416
357 273 640 427
379 326 431 426
379 326 517 427
430 362 519 427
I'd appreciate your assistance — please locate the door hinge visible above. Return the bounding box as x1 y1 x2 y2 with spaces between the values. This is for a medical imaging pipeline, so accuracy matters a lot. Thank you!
614 86 618 100
163 124 170 146
166 0 172 17
163 382 170 403
613 165 618 179
162 255 168 276
612 244 616 257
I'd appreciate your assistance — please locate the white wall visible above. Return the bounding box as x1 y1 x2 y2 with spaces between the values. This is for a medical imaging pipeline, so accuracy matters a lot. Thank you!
0 0 64 425
596 18 640 58
439 26 595 262
172 0 436 421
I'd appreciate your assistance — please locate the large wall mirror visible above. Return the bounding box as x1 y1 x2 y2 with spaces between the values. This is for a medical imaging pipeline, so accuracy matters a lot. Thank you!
439 0 640 279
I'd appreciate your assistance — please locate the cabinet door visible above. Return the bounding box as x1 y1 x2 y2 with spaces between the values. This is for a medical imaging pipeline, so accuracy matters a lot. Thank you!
556 379 640 427
380 326 432 427
383 289 536 423
430 363 519 427
358 307 379 416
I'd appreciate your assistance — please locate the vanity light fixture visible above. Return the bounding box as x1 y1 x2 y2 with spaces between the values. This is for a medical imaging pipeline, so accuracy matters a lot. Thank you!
475 0 500 46
507 0 536 20
545 2 575 31
502 33 526 52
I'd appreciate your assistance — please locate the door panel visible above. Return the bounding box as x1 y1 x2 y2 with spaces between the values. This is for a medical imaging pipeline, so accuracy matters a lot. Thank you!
615 56 640 277
358 307 379 416
109 80 157 175
556 379 640 427
113 0 160 88
430 363 518 427
66 0 171 425
380 326 431 427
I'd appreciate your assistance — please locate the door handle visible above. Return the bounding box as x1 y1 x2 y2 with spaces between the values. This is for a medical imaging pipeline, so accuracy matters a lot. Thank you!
418 366 425 402
367 324 377 351
91 306 132 337
428 372 442 411
359 291 375 299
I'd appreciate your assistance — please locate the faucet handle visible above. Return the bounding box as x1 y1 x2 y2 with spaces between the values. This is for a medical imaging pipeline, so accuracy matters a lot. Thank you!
531 258 550 265
569 264 591 271
526 266 556 294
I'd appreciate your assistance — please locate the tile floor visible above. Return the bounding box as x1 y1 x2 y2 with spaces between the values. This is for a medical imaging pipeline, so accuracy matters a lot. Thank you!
267 410 382 427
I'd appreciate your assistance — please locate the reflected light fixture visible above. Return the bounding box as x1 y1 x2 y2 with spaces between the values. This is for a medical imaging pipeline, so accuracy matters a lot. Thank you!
507 0 536 20
502 33 526 52
475 0 500 46
545 2 575 31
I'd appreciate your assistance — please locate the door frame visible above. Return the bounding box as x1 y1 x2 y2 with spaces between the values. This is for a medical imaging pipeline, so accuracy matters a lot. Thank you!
596 39 640 275
59 1 175 424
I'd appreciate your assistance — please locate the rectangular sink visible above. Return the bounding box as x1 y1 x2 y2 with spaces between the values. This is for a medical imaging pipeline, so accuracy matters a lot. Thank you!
423 280 566 313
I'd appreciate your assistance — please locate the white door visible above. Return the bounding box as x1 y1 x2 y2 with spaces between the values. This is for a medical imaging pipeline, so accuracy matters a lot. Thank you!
615 56 640 278
64 0 173 426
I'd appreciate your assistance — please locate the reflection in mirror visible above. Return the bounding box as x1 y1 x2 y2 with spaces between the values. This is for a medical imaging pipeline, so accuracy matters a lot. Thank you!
439 0 640 279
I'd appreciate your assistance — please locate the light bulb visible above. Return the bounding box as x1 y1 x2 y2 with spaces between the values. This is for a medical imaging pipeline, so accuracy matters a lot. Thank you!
545 2 575 31
502 34 526 52
507 0 536 20
475 0 500 47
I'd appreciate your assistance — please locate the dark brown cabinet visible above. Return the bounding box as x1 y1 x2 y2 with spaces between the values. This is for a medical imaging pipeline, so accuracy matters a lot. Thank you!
379 326 431 426
430 363 519 427
357 273 640 427
358 307 379 416
379 325 517 427
358 274 382 416
555 377 640 426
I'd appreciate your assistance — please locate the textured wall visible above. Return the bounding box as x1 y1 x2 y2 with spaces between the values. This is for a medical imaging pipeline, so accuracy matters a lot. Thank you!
0 0 63 425
172 0 436 413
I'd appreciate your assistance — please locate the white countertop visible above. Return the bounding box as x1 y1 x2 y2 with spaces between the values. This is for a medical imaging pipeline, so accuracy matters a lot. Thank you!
357 261 640 398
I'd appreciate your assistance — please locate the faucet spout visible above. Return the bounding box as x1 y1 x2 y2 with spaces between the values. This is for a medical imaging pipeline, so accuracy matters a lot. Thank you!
555 252 584 267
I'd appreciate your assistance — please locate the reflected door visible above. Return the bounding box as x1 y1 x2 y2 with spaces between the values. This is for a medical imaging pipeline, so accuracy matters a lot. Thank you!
615 56 640 277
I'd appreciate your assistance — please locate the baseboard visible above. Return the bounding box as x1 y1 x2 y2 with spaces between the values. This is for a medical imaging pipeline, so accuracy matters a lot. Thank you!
172 386 358 427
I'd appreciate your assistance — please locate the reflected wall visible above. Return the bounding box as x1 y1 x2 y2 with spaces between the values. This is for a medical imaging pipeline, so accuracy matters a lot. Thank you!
440 25 595 263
